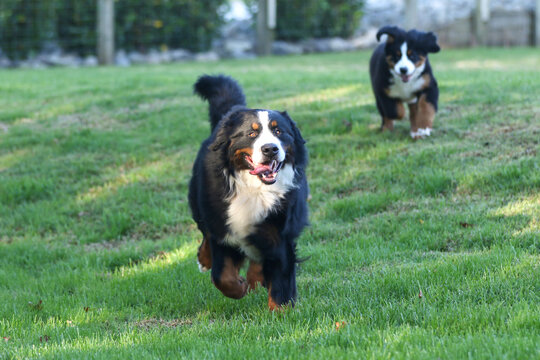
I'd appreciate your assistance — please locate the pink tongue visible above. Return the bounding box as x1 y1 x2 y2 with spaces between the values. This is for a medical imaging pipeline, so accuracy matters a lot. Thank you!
401 74 410 82
249 164 272 176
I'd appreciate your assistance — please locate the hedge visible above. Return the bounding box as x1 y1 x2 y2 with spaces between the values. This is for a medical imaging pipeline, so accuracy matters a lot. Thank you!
0 0 228 60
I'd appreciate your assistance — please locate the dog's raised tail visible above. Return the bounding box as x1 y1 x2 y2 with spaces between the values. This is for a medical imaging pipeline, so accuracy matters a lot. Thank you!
194 75 246 132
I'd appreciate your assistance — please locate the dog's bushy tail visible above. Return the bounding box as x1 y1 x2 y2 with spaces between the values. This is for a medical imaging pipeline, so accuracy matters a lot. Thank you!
193 75 246 132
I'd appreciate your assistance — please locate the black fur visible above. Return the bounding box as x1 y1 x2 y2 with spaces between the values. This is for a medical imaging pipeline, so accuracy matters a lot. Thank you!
370 26 440 135
193 74 247 132
189 75 308 308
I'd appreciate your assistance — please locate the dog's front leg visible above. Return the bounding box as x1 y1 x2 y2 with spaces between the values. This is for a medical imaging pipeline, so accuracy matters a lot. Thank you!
197 235 212 272
210 242 247 299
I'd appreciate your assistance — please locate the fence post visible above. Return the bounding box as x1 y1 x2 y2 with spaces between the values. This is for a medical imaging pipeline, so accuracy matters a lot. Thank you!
256 0 275 56
474 0 490 46
404 0 417 30
97 0 114 65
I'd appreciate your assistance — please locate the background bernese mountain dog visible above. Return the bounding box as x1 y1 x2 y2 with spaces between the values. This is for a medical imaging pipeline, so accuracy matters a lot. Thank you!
189 75 309 310
370 26 440 139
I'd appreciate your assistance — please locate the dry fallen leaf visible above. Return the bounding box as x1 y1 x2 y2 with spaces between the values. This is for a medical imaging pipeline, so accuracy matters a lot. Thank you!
335 321 347 330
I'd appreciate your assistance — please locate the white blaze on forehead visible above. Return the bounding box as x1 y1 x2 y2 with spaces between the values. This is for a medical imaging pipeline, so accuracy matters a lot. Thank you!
252 111 286 164
394 42 415 76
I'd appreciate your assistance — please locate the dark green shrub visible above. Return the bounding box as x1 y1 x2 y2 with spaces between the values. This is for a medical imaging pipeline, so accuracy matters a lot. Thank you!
276 0 364 41
115 0 228 53
0 0 228 60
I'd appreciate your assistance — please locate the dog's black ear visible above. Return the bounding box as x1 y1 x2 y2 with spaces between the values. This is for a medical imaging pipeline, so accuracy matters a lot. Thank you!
376 26 402 43
209 124 229 151
422 32 440 53
281 111 305 145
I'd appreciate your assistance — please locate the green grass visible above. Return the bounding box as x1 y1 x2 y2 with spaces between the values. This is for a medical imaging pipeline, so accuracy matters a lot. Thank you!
0 48 539 359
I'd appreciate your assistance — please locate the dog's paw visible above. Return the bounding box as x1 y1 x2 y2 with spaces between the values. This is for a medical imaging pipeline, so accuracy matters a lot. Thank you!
197 260 209 272
411 128 432 139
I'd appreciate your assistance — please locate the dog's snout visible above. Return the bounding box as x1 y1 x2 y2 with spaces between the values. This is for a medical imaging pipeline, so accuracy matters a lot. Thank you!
399 67 408 74
261 143 279 157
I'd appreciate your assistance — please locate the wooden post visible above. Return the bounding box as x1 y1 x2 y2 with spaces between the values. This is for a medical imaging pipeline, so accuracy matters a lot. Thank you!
404 0 417 30
256 0 275 56
474 0 490 46
97 0 114 65
536 0 540 46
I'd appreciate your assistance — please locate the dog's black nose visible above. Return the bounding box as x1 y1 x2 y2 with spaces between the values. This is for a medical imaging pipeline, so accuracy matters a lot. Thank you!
261 143 279 157
399 67 408 74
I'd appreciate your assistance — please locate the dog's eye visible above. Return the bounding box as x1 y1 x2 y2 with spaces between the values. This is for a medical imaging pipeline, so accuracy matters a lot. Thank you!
274 128 281 136
248 131 258 138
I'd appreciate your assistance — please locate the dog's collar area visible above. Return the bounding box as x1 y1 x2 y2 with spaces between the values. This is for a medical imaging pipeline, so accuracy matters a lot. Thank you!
245 155 283 185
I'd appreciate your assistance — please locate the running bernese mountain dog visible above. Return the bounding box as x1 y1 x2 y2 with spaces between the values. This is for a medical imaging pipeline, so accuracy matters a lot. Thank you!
370 26 440 139
189 75 309 310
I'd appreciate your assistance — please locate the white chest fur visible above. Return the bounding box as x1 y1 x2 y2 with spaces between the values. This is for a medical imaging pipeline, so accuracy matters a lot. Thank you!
387 74 425 103
224 164 295 260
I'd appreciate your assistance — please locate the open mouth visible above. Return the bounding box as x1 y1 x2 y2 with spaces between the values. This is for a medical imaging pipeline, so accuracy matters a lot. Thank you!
245 156 283 185
400 74 412 83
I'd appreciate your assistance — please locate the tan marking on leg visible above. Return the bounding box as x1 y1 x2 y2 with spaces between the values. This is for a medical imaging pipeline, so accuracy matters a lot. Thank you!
416 94 435 129
381 117 394 131
247 261 264 291
267 284 280 311
408 102 419 133
411 94 435 139
213 257 247 299
197 235 212 271
396 101 405 119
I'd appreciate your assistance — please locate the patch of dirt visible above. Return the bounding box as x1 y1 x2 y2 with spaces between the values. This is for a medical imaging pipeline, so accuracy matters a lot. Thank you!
83 239 130 252
55 113 123 130
134 318 193 330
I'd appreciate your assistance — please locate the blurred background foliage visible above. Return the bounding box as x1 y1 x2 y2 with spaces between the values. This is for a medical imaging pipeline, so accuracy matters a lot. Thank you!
244 0 364 41
0 0 228 60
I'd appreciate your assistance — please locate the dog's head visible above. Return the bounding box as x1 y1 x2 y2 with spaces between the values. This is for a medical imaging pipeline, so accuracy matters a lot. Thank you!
210 109 306 185
376 26 440 83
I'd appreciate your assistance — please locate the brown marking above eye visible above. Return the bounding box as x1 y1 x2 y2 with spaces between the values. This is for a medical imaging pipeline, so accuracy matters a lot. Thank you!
407 49 412 56
385 55 395 67
251 122 259 130
271 120 277 127
397 51 401 57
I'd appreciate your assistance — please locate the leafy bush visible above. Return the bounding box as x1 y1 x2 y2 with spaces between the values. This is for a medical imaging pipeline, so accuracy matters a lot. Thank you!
115 0 228 53
0 0 228 60
275 0 364 41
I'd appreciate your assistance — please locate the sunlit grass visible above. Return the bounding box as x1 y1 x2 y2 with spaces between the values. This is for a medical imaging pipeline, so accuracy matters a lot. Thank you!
0 48 539 359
